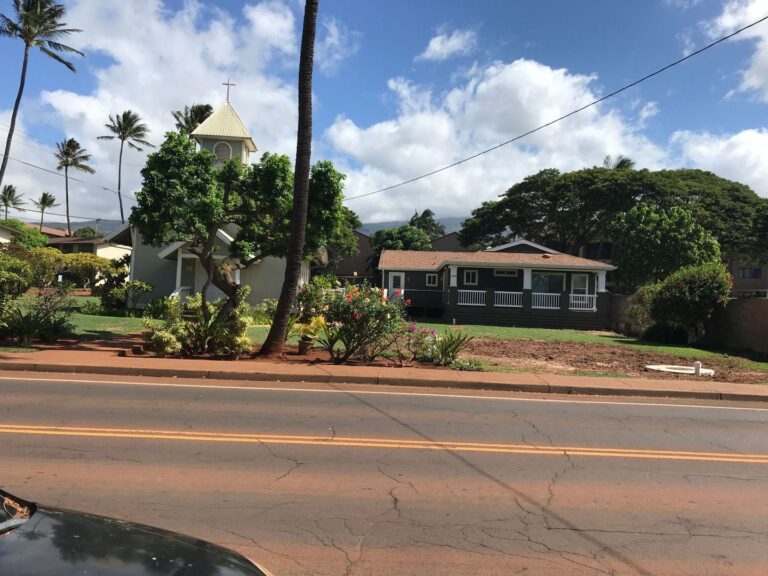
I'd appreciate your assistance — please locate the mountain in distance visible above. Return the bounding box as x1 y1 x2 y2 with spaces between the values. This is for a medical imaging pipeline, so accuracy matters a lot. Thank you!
41 219 125 235
359 215 466 236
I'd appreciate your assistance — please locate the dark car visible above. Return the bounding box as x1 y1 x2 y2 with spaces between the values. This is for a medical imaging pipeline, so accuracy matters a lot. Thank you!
0 489 271 576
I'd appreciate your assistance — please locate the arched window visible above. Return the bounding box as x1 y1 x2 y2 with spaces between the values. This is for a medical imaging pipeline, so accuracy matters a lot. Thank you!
214 141 232 163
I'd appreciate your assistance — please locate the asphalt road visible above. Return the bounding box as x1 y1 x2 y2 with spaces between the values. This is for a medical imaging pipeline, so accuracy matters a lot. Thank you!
2 373 768 576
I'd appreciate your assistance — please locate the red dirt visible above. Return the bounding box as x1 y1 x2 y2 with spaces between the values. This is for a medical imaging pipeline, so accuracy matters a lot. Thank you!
465 338 768 384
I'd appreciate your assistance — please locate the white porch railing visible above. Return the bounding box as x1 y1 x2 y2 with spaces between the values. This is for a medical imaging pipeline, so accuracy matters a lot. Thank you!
494 291 523 308
569 294 597 311
458 289 486 306
532 292 560 309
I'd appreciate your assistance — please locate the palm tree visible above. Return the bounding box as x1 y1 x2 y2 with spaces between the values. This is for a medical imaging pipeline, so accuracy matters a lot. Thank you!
97 110 153 223
0 0 83 190
603 155 636 170
55 138 94 236
172 103 213 135
0 184 24 220
32 191 58 230
261 0 318 356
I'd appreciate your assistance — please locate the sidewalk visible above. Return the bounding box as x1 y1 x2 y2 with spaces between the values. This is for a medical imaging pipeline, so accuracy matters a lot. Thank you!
0 344 766 402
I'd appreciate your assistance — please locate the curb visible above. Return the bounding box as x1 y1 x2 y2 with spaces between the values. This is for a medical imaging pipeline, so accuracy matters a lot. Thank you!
1 361 765 403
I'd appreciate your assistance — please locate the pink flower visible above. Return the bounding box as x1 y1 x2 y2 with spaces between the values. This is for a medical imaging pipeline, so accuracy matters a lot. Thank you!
405 298 412 306
394 289 401 296
347 295 353 302
353 312 362 320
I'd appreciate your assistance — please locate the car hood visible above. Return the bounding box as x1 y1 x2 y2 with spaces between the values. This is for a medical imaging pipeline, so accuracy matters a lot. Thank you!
0 504 268 576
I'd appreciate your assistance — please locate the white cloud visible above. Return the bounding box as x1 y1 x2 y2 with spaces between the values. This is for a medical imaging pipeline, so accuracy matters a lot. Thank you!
638 101 659 126
706 0 768 101
677 28 696 56
415 28 477 62
328 58 667 222
664 0 702 10
671 128 768 196
2 0 301 223
315 17 360 76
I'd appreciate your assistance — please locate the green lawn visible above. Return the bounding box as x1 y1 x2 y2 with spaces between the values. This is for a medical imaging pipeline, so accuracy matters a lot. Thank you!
69 313 145 340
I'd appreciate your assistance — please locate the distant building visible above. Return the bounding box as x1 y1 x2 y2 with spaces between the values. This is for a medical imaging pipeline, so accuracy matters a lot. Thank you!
47 236 131 261
728 260 768 298
431 231 470 252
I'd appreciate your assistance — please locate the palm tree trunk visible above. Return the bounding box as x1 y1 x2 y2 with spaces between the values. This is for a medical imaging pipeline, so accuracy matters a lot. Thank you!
260 0 318 357
0 45 30 191
39 209 44 231
65 166 71 236
117 139 125 223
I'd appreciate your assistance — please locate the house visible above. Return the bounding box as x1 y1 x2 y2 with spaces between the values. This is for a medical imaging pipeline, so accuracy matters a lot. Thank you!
0 223 20 244
431 231 470 252
25 223 68 239
728 260 768 298
379 239 616 329
316 230 373 282
47 235 131 261
105 100 308 307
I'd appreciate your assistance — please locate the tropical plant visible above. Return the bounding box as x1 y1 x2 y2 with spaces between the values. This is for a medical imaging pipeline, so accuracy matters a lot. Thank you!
0 0 83 191
93 254 129 309
409 209 445 240
2 286 74 344
171 103 213 135
23 246 65 288
252 298 278 324
55 138 94 236
393 323 438 365
370 225 433 271
0 252 30 307
31 191 58 230
431 331 474 366
73 225 96 237
602 155 635 170
1 184 24 219
261 0 319 357
2 218 46 249
97 110 153 223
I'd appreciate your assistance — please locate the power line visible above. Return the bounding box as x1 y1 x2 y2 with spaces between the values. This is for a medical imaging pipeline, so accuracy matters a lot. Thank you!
0 152 137 204
344 14 768 202
6 205 112 222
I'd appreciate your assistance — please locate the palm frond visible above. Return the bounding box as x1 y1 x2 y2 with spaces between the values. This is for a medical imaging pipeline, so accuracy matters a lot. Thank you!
43 39 83 56
97 135 115 140
38 45 75 71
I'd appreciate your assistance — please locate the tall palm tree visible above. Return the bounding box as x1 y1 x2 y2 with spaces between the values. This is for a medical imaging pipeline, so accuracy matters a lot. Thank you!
172 103 213 135
32 191 58 230
97 110 153 223
0 0 83 190
603 155 636 170
0 184 24 220
261 0 318 356
55 138 94 236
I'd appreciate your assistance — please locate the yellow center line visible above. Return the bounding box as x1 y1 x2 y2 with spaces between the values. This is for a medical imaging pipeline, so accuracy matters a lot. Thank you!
2 423 767 464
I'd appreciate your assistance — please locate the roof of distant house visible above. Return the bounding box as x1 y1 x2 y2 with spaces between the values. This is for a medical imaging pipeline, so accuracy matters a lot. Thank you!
190 102 257 152
24 223 68 237
47 236 106 246
379 250 615 271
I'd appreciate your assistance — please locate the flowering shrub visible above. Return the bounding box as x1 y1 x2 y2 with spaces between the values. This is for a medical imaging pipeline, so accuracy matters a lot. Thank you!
296 274 337 322
393 323 438 365
314 284 405 364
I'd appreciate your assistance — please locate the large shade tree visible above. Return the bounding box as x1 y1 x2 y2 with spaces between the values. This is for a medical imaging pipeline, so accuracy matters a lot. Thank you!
31 191 58 229
0 0 82 190
97 110 153 224
370 225 433 272
0 184 24 219
261 0 319 357
172 104 213 135
131 131 354 330
54 138 94 236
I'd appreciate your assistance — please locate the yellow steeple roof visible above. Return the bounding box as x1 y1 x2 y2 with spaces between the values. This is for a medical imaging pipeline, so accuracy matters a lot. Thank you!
191 102 257 152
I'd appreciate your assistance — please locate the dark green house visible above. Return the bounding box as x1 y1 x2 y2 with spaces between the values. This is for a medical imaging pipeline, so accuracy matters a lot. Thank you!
379 239 615 329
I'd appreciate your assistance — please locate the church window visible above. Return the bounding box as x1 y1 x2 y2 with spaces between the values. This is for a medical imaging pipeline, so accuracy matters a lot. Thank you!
214 141 232 163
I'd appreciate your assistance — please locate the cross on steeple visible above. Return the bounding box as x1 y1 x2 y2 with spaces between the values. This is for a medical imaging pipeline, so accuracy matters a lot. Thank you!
222 77 236 102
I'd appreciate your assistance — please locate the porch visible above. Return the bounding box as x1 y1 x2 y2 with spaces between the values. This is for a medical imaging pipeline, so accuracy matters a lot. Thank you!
456 290 598 311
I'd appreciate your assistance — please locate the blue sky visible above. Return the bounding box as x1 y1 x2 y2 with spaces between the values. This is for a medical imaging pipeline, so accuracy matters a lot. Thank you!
1 0 767 224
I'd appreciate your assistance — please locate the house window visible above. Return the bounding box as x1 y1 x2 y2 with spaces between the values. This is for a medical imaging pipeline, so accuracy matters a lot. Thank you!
571 273 589 295
493 269 518 277
739 267 762 279
214 141 232 163
426 273 438 287
463 270 478 286
532 272 564 293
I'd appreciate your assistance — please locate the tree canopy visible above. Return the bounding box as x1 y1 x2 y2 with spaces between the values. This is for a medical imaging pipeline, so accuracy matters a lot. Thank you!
409 209 445 240
73 226 97 237
459 167 765 261
609 203 721 292
131 132 357 325
370 224 432 271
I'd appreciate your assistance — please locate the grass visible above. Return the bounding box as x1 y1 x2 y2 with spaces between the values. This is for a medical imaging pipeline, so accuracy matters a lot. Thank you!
69 313 145 340
416 320 768 374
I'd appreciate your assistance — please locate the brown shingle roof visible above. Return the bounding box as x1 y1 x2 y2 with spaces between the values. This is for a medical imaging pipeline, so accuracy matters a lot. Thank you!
379 250 615 271
24 223 68 237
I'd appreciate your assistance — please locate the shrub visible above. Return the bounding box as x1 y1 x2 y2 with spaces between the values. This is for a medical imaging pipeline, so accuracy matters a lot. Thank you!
393 323 438 365
626 283 660 332
315 284 405 364
0 252 30 307
641 323 689 345
23 247 66 289
449 358 484 371
431 331 474 366
3 219 47 250
2 288 74 344
296 275 337 322
79 300 103 315
142 297 172 320
63 253 112 288
252 298 278 324
94 255 130 309
649 263 732 341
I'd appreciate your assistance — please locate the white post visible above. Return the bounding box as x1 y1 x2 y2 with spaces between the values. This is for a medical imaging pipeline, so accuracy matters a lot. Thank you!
523 268 532 290
175 247 182 290
597 270 607 292
449 266 458 288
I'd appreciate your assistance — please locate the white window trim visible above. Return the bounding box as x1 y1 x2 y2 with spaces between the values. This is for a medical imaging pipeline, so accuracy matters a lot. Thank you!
571 273 589 295
463 269 478 286
493 269 518 277
213 141 233 162
425 273 438 287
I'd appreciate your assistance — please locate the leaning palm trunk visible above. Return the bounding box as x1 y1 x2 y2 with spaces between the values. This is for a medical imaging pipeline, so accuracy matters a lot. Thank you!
260 0 318 356
0 45 29 191
64 166 71 236
117 139 125 223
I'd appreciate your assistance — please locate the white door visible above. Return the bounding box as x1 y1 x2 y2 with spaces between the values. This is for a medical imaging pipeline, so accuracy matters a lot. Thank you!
388 272 405 298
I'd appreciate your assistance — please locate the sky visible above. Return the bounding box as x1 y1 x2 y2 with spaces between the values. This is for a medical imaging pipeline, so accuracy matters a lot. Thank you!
1 0 768 226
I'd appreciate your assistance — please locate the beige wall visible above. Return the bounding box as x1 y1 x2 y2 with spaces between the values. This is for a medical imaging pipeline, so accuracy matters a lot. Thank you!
95 243 131 261
704 298 768 355
0 228 13 243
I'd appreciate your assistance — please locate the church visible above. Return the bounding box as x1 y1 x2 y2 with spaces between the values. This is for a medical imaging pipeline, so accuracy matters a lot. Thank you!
105 100 309 307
